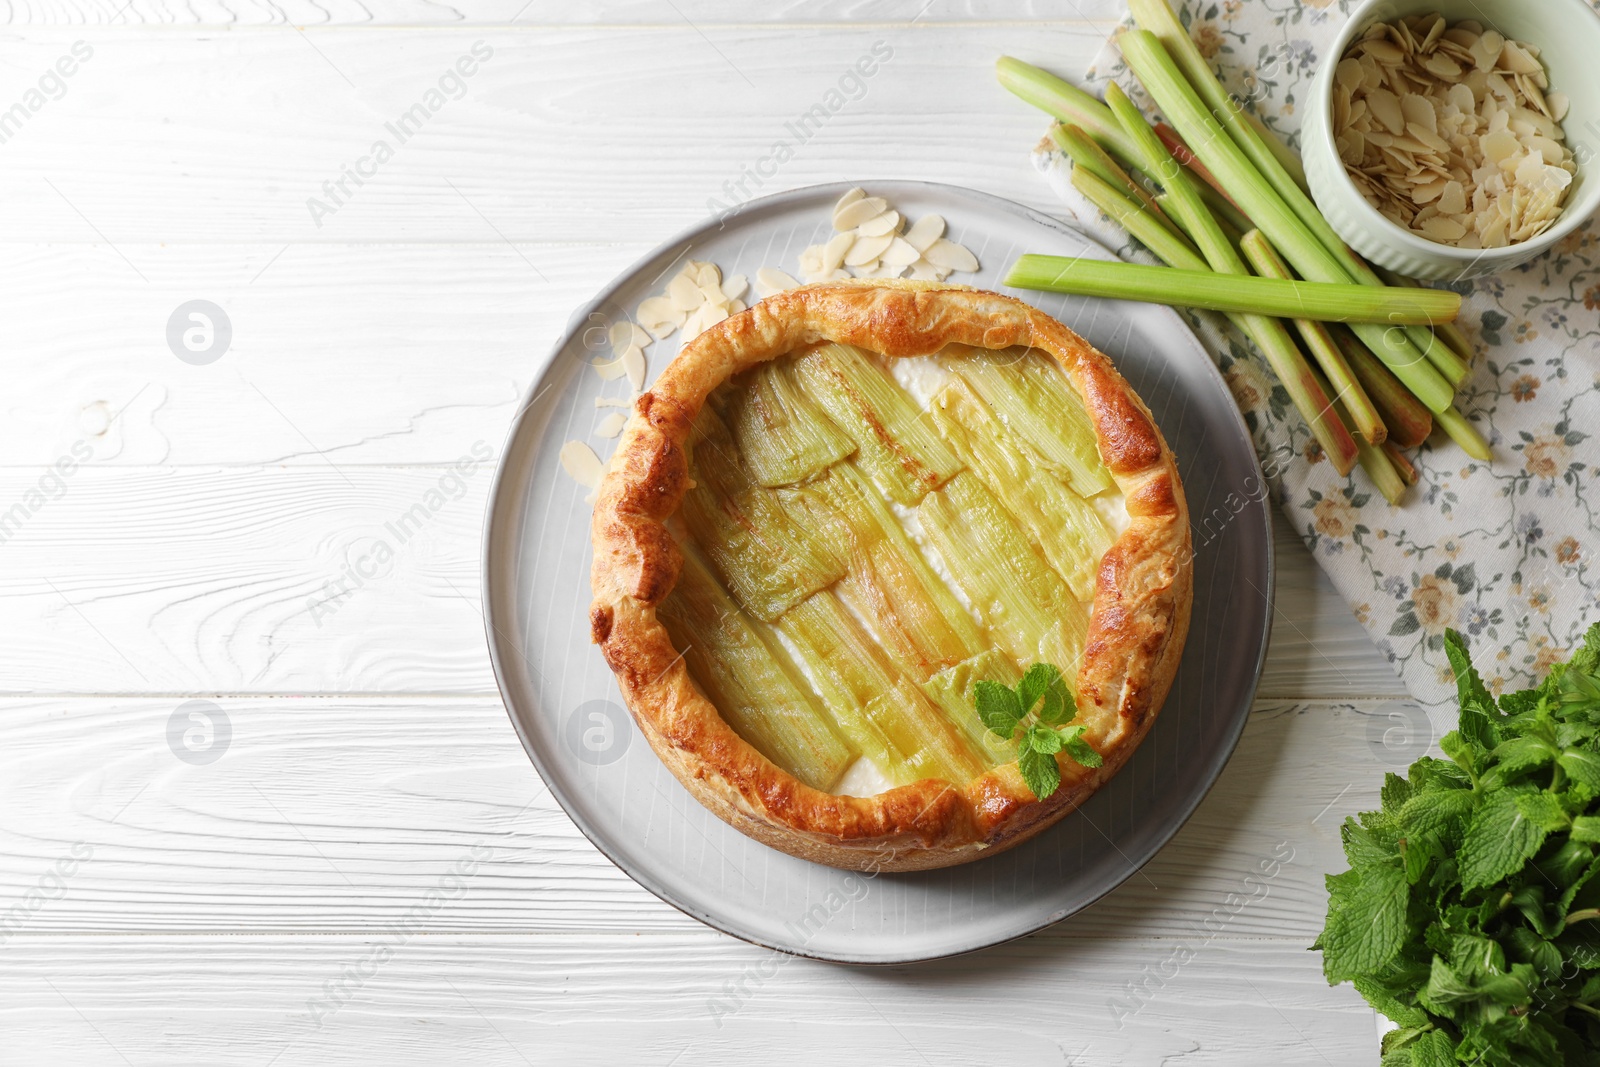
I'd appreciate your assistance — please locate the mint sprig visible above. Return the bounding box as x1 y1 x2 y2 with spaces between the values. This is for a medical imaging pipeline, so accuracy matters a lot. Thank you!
1316 624 1600 1067
973 662 1101 800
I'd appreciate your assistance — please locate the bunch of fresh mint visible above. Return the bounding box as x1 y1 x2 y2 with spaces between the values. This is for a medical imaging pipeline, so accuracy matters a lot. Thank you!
974 662 1101 800
1317 624 1600 1066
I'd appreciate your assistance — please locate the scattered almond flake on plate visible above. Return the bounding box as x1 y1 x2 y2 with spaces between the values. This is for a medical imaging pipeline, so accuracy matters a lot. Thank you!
844 232 894 267
595 412 628 438
636 295 683 339
831 186 865 219
921 238 980 273
856 210 900 238
882 236 922 267
560 440 607 498
593 355 631 381
667 272 704 312
1334 11 1578 247
621 344 647 391
755 267 799 297
785 191 980 287
833 196 888 231
905 214 945 252
608 321 651 352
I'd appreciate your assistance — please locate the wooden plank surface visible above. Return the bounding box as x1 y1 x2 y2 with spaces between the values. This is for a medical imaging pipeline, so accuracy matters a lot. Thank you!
0 25 1116 243
1 935 1373 1066
0 462 1398 698
0 698 1397 935
0 0 1130 24
0 9 1401 1064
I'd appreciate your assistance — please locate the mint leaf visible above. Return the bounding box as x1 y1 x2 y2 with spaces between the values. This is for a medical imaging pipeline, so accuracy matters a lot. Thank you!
1381 772 1414 816
1060 724 1103 768
974 680 1023 737
1357 977 1428 1029
1572 622 1600 677
1460 788 1549 890
1016 663 1061 716
1514 791 1571 833
1488 735 1559 779
1407 1029 1456 1067
1017 743 1060 800
1343 816 1401 869
1037 676 1072 726
1399 788 1476 851
1321 863 1408 982
1025 723 1063 754
1445 629 1498 748
1317 622 1600 1062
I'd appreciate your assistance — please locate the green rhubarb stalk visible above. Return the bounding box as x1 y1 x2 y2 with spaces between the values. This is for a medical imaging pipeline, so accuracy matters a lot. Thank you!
940 346 1113 496
786 463 984 681
1117 29 1456 413
929 376 1114 601
1242 110 1309 194
1330 326 1432 450
1052 123 1188 247
1382 442 1419 487
1348 413 1408 505
1151 122 1255 233
1103 80 1359 475
996 57 1143 166
923 649 1023 764
1071 167 1203 268
724 358 855 487
1004 256 1459 325
778 590 990 786
1434 404 1493 463
791 342 961 506
1125 4 1465 389
657 549 856 791
1240 229 1386 446
1074 166 1357 472
1306 364 1406 504
1375 264 1479 369
918 472 1090 673
681 409 847 621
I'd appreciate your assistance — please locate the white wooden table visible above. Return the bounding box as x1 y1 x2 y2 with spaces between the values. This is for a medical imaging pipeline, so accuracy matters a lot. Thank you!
0 3 1403 1062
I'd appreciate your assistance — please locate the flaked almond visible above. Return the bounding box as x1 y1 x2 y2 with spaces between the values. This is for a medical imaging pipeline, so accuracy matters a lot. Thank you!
820 232 854 273
922 238 979 272
904 214 945 252
833 196 889 231
620 344 647 391
754 267 799 297
667 272 704 312
844 232 894 266
559 440 605 490
881 236 922 267
832 187 866 219
857 210 901 238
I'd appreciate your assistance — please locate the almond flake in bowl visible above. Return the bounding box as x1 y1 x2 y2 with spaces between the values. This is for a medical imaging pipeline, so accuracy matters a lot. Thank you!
1333 12 1577 248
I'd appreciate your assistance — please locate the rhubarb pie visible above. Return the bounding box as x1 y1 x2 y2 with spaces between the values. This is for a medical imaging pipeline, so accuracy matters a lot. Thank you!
589 280 1191 872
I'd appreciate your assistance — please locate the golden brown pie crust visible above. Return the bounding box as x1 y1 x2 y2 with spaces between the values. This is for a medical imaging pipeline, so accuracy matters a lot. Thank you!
588 280 1192 872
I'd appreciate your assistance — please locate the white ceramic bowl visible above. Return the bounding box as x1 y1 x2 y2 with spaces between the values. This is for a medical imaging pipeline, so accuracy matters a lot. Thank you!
1302 0 1600 280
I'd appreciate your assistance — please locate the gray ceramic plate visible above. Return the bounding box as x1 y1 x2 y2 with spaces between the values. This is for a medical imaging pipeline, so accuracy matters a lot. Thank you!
482 181 1272 964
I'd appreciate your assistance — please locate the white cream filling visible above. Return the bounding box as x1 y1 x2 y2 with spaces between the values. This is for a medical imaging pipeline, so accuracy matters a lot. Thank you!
834 755 899 798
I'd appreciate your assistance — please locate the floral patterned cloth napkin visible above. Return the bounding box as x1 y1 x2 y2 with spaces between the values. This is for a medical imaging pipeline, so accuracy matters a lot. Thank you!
1033 0 1600 723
